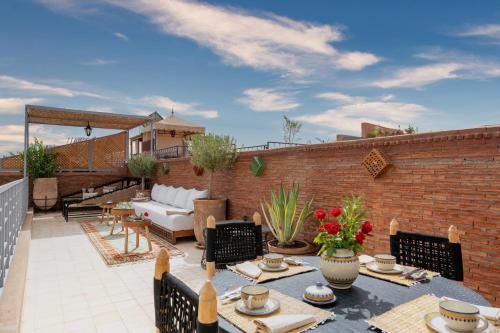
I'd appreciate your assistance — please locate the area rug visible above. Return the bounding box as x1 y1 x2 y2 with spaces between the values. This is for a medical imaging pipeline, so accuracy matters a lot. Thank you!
80 221 184 266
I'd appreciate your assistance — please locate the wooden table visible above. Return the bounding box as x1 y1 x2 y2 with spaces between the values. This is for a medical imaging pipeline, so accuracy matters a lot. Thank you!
99 203 115 225
110 208 135 235
122 219 153 254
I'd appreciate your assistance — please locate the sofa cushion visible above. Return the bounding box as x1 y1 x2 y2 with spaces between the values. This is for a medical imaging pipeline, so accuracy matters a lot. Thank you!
173 187 190 208
151 184 160 201
166 187 178 205
186 189 208 211
131 201 194 231
156 185 168 204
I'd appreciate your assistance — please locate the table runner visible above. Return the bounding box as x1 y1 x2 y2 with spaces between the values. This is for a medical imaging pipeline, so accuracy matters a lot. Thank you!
359 265 440 287
228 260 316 283
218 290 335 333
367 294 439 333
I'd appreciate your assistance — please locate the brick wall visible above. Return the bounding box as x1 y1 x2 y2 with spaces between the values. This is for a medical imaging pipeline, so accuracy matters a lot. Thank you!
152 126 500 305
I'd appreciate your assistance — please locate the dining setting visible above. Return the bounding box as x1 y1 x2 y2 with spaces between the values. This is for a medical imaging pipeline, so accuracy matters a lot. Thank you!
154 194 499 333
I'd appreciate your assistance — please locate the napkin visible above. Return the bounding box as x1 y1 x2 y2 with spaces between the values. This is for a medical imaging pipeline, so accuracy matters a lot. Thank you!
236 261 262 279
283 257 303 266
440 297 500 324
358 254 375 265
254 314 316 333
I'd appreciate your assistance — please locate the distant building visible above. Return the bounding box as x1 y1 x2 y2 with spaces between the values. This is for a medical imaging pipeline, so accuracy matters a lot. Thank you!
336 122 403 141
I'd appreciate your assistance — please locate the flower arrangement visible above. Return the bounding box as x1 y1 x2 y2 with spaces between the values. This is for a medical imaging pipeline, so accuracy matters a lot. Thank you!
313 194 372 257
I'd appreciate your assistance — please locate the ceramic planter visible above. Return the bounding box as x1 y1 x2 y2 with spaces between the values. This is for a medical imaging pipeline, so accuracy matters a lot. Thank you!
193 198 226 248
33 177 58 210
320 248 360 289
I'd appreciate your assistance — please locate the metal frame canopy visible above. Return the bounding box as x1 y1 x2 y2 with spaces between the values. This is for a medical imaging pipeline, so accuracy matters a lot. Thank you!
23 105 153 176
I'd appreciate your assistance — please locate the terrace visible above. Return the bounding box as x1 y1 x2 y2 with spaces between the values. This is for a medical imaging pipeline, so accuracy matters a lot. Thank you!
0 106 498 333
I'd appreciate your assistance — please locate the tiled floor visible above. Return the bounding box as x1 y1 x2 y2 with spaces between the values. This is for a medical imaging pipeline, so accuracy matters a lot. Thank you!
21 212 206 333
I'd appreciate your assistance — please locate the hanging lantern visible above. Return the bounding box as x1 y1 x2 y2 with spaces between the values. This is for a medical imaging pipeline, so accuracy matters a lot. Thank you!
84 121 92 137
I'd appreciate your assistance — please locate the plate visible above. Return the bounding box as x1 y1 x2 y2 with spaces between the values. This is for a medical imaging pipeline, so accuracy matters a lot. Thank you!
258 262 289 272
366 262 403 275
424 312 496 333
235 298 280 316
302 293 337 306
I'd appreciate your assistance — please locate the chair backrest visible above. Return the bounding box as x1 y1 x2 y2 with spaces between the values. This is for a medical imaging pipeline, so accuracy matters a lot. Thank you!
205 212 263 275
389 219 464 281
154 249 218 333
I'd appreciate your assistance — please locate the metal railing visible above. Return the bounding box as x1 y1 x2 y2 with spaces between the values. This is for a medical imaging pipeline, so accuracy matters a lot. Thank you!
0 177 29 288
154 145 189 160
237 141 305 152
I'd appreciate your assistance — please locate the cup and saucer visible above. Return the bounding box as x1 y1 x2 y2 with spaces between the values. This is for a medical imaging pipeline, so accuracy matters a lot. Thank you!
258 253 289 272
424 300 493 333
366 254 403 275
235 285 280 316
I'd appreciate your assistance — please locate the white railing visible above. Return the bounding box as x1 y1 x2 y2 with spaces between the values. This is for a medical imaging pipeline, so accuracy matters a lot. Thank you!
0 177 29 288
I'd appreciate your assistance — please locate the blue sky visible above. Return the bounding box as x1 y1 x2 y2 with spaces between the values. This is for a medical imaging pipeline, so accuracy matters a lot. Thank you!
1 0 500 155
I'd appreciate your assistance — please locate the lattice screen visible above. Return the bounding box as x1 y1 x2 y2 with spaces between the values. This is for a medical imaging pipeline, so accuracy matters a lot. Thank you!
92 132 126 170
362 148 391 179
55 141 89 170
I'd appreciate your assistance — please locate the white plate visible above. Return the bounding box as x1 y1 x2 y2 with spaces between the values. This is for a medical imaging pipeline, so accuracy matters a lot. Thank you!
302 293 337 306
424 312 497 333
235 298 280 316
366 262 403 275
258 262 289 272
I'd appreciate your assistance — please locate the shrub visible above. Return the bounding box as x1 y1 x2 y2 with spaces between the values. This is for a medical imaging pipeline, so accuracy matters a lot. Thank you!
128 154 157 190
20 138 57 179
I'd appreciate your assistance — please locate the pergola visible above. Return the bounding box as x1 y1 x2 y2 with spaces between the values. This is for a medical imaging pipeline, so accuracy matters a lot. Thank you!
24 105 153 176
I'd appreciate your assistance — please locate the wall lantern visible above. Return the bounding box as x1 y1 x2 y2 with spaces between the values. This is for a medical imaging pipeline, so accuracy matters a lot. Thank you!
170 130 176 137
84 121 92 137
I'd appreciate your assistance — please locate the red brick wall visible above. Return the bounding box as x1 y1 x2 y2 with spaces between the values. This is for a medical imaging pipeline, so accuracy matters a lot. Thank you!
153 126 500 305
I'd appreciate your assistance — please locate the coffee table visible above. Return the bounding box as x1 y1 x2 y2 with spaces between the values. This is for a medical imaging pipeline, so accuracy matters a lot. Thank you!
122 218 153 254
110 208 135 235
99 202 115 225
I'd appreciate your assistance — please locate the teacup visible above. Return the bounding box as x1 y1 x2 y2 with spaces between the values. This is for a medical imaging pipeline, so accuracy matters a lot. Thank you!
263 253 284 268
241 285 269 310
374 254 396 271
439 300 489 332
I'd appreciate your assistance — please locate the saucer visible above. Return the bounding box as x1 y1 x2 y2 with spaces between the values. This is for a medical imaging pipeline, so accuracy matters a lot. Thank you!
258 262 289 272
366 262 403 275
302 293 337 306
424 312 495 333
235 298 280 316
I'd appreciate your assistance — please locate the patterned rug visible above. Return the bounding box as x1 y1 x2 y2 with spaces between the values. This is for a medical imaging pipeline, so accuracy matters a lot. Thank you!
80 220 184 266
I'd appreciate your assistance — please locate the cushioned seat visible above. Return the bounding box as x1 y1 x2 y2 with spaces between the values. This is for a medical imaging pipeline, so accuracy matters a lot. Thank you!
132 201 193 231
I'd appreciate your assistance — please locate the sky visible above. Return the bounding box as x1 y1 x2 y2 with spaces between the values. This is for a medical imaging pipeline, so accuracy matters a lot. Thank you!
1 0 500 155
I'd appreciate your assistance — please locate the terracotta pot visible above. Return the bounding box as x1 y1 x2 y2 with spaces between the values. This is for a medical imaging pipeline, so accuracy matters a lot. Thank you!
33 177 58 210
320 249 359 289
267 240 316 255
193 198 226 248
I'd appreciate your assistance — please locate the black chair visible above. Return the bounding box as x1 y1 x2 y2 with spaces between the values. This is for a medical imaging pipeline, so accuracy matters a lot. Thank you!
154 249 218 333
203 212 264 275
389 219 464 281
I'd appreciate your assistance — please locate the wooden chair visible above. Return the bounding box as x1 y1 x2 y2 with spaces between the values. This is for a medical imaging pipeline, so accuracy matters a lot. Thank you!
204 212 264 277
389 219 464 281
154 249 218 333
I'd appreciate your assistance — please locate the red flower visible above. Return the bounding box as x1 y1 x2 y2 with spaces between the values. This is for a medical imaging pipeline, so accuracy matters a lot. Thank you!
355 231 365 244
321 222 341 235
144 211 149 218
314 209 327 220
331 207 342 217
361 221 372 234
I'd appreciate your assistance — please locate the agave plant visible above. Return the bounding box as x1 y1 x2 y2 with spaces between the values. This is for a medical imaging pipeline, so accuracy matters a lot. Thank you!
261 183 313 247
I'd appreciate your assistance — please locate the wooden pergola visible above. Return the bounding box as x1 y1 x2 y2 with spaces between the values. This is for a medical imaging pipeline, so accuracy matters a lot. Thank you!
24 105 153 176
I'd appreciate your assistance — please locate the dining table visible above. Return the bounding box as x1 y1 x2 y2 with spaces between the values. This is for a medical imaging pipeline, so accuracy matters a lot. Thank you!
211 256 490 333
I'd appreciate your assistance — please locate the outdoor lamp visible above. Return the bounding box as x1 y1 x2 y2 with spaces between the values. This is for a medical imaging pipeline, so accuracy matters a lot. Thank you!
84 121 92 136
170 130 176 137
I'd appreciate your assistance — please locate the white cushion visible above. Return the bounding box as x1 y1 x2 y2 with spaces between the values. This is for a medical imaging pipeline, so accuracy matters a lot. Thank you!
166 187 179 205
186 189 208 211
131 201 194 231
173 187 190 208
151 184 160 201
157 185 169 204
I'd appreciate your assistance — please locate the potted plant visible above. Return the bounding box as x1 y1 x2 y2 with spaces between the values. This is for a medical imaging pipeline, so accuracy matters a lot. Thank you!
22 138 58 210
127 153 158 197
313 194 372 289
261 183 315 255
190 133 237 247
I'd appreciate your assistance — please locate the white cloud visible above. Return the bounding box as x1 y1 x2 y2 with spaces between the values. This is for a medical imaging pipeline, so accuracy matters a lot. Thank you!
372 63 462 88
38 0 378 76
0 74 104 98
112 32 129 42
380 94 395 101
139 95 219 118
80 58 117 66
296 95 427 133
0 124 70 155
238 88 300 112
458 24 500 44
316 92 364 104
0 98 43 114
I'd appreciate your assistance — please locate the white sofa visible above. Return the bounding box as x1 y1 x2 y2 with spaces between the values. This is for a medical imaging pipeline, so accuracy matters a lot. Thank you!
131 184 207 243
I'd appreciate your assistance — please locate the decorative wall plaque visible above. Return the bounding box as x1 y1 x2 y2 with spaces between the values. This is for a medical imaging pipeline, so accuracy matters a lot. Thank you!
250 156 265 176
362 148 391 179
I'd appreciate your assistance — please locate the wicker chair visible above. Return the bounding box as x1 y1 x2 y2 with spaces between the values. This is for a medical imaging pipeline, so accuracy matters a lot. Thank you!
389 219 464 281
154 249 218 333
204 212 264 277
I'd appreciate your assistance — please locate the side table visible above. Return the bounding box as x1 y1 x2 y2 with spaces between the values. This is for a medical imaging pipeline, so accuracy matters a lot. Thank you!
110 208 135 235
99 202 115 225
122 219 153 254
